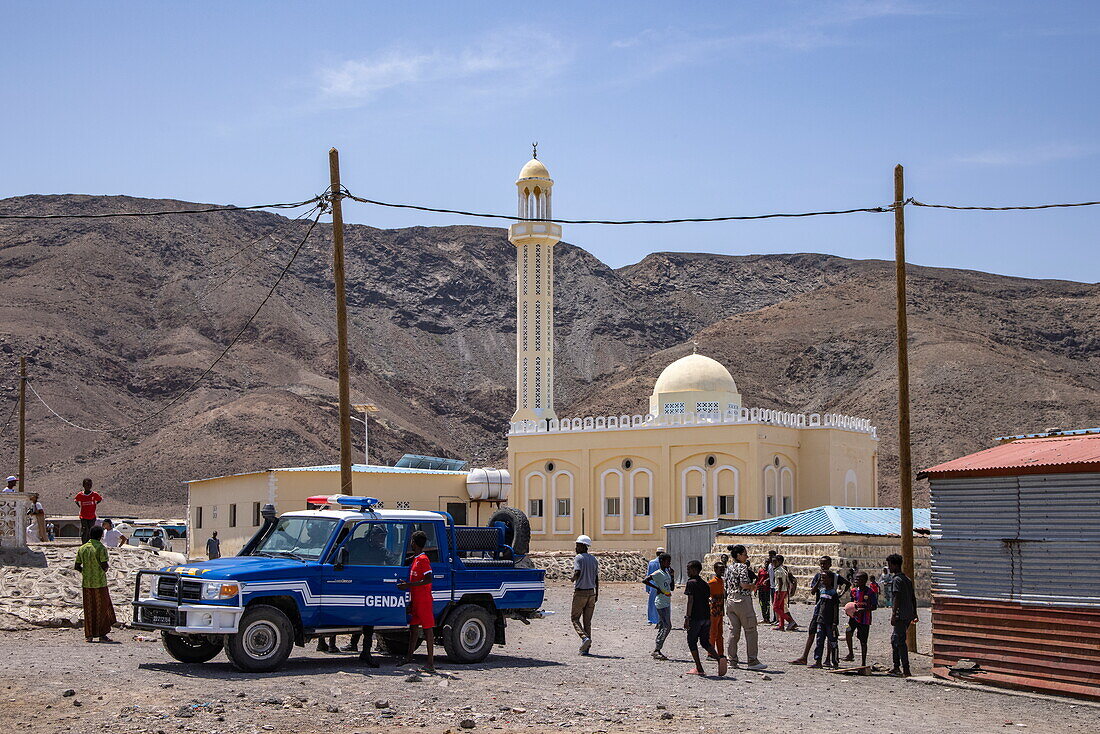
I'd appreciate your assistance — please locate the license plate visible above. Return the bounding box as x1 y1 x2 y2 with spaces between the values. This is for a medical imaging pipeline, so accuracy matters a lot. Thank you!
143 608 176 626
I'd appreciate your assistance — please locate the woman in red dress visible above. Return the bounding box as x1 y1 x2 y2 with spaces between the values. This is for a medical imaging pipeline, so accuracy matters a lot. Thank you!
397 530 436 672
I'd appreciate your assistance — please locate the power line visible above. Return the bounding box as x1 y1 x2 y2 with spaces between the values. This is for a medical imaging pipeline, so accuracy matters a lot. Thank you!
160 202 324 318
26 207 324 434
0 398 17 440
909 199 1100 211
343 191 895 224
0 195 324 220
0 201 327 309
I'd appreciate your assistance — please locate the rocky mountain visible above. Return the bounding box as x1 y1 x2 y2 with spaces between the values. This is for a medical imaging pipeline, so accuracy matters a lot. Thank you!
1 195 1097 516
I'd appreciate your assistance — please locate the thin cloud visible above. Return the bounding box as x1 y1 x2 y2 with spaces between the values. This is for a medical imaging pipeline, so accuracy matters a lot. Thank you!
955 143 1098 167
611 1 936 75
317 31 569 107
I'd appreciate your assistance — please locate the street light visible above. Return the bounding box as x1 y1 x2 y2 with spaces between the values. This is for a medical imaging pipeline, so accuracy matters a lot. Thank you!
351 403 379 465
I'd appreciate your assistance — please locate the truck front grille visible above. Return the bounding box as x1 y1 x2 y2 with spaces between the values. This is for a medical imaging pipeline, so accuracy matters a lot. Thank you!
156 576 202 601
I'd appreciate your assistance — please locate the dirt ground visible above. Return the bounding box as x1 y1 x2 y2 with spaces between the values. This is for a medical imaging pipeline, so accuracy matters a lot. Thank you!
2 583 1095 734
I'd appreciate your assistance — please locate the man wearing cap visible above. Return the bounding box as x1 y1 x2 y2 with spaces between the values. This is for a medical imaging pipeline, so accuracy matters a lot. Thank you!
645 547 665 624
571 535 599 655
2 476 17 492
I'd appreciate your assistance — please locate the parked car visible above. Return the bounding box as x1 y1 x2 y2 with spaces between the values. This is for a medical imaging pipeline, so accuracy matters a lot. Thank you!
130 526 169 549
131 496 543 672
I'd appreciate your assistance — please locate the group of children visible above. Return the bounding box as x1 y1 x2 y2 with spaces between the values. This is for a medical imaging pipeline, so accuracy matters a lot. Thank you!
642 549 908 677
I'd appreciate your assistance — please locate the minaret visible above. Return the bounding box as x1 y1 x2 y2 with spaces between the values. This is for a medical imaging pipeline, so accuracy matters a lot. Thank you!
510 150 561 423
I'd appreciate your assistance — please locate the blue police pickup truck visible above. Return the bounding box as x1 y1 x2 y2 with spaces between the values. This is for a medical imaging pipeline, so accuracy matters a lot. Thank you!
131 496 544 672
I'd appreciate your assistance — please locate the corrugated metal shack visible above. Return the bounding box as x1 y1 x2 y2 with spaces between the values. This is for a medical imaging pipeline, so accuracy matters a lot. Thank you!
920 430 1100 700
710 506 932 602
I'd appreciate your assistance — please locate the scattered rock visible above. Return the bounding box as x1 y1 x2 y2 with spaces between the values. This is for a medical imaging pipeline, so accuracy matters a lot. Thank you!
761 675 772 681
660 712 673 720
326 705 340 713
62 689 75 697
374 699 390 709
406 673 423 683
460 719 476 729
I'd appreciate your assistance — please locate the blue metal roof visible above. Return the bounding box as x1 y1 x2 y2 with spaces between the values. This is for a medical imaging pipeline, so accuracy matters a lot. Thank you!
717 506 931 537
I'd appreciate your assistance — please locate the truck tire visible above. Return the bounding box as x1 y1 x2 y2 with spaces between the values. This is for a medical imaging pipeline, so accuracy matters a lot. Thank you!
442 604 496 663
161 632 224 664
487 507 531 556
224 605 295 673
378 631 423 657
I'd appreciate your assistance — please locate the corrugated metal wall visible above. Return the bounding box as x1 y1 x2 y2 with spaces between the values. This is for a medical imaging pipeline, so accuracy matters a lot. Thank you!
930 472 1100 607
664 520 718 583
930 471 1100 699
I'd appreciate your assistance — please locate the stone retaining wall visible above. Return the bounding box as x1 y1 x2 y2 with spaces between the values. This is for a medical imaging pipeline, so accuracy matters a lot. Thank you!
704 539 932 604
0 542 184 629
527 551 648 582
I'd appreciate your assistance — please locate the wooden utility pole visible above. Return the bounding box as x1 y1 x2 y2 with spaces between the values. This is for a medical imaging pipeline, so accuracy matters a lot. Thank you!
894 164 917 651
328 148 354 495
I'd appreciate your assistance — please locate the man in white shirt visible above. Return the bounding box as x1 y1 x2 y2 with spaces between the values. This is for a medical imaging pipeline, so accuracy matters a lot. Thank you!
26 492 46 542
101 519 126 548
3 476 17 492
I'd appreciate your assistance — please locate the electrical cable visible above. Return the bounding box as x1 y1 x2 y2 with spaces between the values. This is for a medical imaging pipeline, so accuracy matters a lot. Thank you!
0 397 17 440
0 195 324 220
343 191 894 224
160 202 324 318
0 200 327 308
26 207 324 433
909 199 1100 211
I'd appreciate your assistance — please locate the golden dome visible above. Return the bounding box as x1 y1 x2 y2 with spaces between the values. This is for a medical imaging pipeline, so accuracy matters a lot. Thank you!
518 158 551 181
653 354 737 395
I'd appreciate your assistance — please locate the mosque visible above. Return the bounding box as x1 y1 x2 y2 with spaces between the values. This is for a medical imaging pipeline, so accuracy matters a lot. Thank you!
183 154 880 558
504 155 880 550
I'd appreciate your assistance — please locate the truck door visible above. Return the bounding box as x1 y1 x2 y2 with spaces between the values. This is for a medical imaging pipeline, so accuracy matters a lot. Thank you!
320 521 409 628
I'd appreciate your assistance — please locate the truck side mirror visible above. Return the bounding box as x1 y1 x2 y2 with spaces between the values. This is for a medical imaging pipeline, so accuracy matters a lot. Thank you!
334 546 349 571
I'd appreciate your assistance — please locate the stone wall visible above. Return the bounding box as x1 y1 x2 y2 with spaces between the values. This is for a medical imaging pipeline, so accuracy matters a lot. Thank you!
704 538 932 604
527 551 648 582
0 542 184 629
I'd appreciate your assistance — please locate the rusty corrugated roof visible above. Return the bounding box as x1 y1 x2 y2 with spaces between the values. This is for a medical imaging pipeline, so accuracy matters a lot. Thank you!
919 433 1100 479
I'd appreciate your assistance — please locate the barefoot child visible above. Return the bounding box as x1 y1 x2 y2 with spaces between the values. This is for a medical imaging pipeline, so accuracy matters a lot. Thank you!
707 561 727 660
684 560 728 676
791 555 849 665
809 573 840 669
843 572 877 667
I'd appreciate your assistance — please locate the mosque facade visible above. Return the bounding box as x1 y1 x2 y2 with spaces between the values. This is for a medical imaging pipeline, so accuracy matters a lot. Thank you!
503 156 880 550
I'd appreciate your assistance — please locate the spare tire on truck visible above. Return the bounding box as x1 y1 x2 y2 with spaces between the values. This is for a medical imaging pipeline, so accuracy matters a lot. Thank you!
487 506 531 556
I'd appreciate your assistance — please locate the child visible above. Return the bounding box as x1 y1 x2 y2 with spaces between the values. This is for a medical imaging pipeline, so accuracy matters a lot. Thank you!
791 555 848 664
643 553 674 660
684 560 728 676
869 574 880 596
707 561 727 660
809 572 840 669
843 572 878 666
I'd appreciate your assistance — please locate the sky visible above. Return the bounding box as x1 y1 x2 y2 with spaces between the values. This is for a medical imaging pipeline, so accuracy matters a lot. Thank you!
2 1 1097 281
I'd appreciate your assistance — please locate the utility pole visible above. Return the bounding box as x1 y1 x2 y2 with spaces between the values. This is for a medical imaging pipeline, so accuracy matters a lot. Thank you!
329 148 354 496
894 164 917 652
18 356 26 494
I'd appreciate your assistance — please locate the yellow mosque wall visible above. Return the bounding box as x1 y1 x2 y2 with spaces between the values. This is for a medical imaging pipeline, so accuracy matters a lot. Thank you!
508 418 878 551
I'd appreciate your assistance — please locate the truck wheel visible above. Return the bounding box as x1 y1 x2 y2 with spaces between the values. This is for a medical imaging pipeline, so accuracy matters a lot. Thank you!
442 604 496 663
378 631 423 657
224 605 294 673
161 632 224 664
487 507 531 556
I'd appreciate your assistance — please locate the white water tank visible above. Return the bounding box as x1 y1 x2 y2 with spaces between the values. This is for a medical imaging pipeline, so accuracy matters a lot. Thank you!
466 468 512 501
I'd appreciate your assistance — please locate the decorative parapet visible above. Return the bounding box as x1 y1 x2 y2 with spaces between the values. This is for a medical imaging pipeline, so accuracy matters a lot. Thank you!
509 407 877 439
0 495 28 548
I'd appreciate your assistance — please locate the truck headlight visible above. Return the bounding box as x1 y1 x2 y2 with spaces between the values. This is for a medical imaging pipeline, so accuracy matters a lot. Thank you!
201 582 240 600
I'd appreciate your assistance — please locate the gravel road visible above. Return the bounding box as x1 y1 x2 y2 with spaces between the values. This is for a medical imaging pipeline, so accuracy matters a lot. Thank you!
2 583 1094 734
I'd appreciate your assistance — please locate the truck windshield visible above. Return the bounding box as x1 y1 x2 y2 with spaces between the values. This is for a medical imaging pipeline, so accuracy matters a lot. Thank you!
252 517 337 560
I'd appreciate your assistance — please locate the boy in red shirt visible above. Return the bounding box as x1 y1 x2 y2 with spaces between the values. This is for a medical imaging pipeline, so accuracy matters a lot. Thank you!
397 530 436 672
74 478 103 544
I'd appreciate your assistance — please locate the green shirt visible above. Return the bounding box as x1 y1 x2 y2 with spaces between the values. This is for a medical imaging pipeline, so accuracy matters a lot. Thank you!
76 539 108 588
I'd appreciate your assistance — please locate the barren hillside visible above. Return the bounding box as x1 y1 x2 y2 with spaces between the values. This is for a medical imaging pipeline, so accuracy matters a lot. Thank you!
1 195 1096 515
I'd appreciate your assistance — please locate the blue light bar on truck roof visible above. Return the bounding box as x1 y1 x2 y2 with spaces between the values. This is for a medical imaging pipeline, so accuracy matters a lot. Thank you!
306 495 382 510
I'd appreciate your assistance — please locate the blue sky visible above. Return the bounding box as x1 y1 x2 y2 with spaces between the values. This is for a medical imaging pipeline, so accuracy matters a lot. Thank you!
2 1 1097 281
